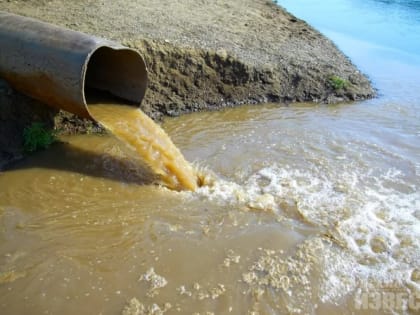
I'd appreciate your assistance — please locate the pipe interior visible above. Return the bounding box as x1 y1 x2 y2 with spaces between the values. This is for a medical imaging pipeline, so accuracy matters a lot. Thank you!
84 47 147 106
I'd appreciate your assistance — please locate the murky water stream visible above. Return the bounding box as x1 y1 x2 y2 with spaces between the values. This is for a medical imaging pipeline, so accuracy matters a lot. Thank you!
89 103 198 191
1 1 420 314
1 100 418 314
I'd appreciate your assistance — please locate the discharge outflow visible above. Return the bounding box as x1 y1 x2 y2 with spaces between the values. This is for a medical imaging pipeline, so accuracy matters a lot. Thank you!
89 104 198 191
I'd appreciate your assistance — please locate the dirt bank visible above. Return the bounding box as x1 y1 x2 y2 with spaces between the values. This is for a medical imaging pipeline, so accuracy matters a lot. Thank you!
0 0 375 168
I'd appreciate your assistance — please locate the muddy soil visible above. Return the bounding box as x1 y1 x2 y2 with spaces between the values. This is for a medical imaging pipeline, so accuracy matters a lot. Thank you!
0 0 375 168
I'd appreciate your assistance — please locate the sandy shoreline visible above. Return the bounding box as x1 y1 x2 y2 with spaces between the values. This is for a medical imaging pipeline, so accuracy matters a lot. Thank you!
0 0 375 167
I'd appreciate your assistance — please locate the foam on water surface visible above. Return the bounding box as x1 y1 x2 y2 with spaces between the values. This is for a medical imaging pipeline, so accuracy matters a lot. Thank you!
184 160 419 312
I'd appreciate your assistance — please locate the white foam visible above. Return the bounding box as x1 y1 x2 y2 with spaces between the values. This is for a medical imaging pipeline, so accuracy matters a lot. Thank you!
189 162 420 301
191 170 279 212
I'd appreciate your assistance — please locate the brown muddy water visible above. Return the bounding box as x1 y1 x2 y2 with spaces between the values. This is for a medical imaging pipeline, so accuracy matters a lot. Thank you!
1 1 420 313
0 100 419 314
88 103 199 191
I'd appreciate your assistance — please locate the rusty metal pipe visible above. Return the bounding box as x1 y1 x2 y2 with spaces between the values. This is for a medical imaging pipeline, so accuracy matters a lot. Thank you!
0 11 148 119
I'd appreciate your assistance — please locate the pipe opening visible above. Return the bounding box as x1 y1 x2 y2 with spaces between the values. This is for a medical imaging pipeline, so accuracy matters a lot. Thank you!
84 46 148 106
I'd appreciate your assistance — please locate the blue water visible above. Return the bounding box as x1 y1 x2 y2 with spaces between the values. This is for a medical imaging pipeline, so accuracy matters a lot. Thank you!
279 0 420 55
279 0 420 101
277 0 420 165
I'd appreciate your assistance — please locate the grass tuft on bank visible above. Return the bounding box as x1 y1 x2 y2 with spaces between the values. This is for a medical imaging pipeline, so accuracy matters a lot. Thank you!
23 122 57 153
329 75 348 90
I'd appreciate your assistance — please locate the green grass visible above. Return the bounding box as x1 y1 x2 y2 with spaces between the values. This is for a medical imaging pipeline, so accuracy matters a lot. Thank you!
23 122 57 153
329 75 348 90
